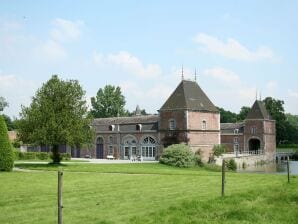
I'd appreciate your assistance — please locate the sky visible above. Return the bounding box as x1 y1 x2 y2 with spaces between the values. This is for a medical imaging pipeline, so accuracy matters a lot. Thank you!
1 0 298 118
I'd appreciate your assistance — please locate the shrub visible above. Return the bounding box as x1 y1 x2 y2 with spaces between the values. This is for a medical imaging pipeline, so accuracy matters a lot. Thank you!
37 152 50 160
61 153 71 161
212 144 227 157
194 152 203 167
12 140 21 148
13 151 70 161
159 144 195 167
0 116 14 171
227 159 237 171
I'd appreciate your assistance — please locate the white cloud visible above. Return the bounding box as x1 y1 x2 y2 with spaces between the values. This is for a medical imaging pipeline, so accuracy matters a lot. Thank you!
203 67 241 84
0 74 38 117
288 89 298 98
93 51 162 78
41 40 67 60
194 33 275 62
50 18 84 42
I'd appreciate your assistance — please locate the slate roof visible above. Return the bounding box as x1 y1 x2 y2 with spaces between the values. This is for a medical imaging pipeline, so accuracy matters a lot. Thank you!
93 115 159 125
160 80 218 112
246 100 272 120
220 122 244 134
220 123 244 130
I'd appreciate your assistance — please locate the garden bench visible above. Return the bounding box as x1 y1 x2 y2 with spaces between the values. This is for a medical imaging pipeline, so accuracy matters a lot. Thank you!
107 155 114 160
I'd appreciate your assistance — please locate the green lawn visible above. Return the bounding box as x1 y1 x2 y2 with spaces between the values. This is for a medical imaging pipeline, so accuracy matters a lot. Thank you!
0 163 297 224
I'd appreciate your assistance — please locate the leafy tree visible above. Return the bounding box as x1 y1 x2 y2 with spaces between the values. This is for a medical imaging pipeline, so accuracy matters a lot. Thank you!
0 96 8 112
212 144 227 156
91 85 126 118
18 75 93 164
218 107 237 123
0 115 14 171
263 97 287 144
2 114 14 131
286 114 298 128
237 106 251 121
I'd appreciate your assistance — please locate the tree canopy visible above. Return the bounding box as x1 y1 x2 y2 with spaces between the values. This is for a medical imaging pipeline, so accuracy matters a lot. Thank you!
18 75 93 163
0 96 8 112
263 97 287 144
218 107 237 123
91 85 126 118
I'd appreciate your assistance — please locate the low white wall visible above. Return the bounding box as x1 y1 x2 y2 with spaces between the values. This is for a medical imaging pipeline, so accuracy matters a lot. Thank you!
215 153 274 167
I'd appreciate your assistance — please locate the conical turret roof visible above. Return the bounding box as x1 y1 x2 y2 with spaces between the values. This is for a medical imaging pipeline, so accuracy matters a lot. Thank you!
160 80 218 112
246 100 271 120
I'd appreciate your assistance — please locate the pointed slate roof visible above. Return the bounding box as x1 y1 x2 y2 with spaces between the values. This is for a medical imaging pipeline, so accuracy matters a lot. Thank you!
246 100 271 120
160 80 218 112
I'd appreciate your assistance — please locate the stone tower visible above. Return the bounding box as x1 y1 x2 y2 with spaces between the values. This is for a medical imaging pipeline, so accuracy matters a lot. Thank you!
159 80 220 161
244 100 276 160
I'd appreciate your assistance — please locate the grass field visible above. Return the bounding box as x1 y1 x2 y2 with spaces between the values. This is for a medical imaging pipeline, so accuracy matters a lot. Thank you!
0 163 297 224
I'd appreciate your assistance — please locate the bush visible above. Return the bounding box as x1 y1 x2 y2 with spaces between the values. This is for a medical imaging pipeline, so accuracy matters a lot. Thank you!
13 151 70 161
227 159 237 171
0 116 14 171
194 153 203 167
159 144 195 167
212 144 227 157
61 153 71 161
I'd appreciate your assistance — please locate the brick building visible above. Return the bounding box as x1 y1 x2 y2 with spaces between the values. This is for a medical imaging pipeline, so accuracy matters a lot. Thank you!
92 79 276 161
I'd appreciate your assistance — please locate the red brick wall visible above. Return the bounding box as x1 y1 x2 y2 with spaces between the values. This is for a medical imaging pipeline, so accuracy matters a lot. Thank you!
188 111 220 130
221 135 244 152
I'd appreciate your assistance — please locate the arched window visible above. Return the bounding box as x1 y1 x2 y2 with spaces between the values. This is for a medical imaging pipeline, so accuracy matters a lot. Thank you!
169 119 176 130
202 120 207 130
141 136 156 159
234 129 239 134
96 137 104 144
122 135 138 159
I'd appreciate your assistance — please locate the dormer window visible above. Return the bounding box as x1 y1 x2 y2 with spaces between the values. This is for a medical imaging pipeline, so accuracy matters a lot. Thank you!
136 124 142 131
202 120 207 130
169 119 176 130
234 129 239 134
109 125 115 131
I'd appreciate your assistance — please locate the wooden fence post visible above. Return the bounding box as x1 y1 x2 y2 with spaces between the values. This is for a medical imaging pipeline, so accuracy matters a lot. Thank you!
287 156 290 184
222 159 225 197
58 171 63 224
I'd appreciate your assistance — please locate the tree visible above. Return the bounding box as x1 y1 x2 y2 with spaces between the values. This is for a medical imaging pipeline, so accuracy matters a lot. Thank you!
237 106 251 121
263 97 287 144
91 85 126 118
2 114 14 131
218 107 237 123
0 96 8 112
18 75 93 164
0 115 14 171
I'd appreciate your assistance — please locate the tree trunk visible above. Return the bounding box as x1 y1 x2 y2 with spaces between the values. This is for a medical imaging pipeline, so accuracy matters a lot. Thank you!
52 144 61 164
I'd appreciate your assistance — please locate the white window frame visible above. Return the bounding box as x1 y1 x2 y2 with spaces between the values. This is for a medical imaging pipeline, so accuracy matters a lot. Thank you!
251 127 257 135
108 145 113 156
202 120 207 130
169 119 176 130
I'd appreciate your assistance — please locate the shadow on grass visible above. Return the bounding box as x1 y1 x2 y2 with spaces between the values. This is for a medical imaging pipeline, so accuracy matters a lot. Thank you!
15 162 68 169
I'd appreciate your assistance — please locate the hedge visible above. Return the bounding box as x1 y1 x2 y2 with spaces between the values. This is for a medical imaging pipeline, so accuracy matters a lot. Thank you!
13 150 71 161
0 116 14 171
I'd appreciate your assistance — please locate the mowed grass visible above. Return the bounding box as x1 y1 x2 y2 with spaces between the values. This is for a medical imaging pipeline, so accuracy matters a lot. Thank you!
0 163 297 224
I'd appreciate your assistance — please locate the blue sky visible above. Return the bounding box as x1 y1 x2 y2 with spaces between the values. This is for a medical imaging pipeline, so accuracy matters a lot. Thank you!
1 0 298 117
